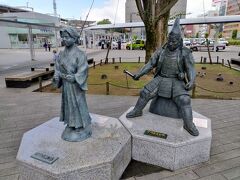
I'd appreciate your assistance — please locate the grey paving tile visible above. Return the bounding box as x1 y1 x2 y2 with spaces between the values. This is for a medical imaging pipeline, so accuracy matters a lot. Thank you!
196 174 227 180
0 162 16 171
231 177 240 180
0 167 18 177
222 166 240 180
0 120 17 130
213 126 240 135
0 140 20 149
212 130 240 142
211 142 240 155
215 116 240 123
0 147 17 155
210 149 240 164
121 178 136 180
0 84 240 180
0 155 16 164
0 131 25 143
213 121 240 130
0 174 19 180
134 172 165 180
211 136 240 148
135 170 199 180
0 149 17 160
193 157 240 177
125 169 174 180
161 171 199 180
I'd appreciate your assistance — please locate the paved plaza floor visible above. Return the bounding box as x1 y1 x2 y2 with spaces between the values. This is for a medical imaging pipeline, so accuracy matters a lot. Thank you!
0 48 239 180
0 77 239 180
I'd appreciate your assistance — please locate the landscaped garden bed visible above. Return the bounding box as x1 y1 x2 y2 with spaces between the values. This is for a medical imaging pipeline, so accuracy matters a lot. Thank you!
38 63 240 99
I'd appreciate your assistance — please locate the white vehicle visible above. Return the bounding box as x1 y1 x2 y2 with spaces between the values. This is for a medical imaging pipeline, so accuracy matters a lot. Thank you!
218 38 229 46
121 41 128 49
190 40 226 52
111 41 118 49
183 38 191 46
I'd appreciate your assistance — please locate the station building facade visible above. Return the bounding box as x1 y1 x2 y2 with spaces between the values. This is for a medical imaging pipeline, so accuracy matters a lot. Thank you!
223 0 240 38
0 10 60 49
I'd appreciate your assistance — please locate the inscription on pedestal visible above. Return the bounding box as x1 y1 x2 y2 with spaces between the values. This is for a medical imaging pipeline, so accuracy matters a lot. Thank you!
31 152 58 164
144 130 168 139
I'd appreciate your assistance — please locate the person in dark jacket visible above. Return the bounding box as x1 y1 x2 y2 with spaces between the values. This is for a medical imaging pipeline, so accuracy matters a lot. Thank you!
43 42 47 51
47 42 51 52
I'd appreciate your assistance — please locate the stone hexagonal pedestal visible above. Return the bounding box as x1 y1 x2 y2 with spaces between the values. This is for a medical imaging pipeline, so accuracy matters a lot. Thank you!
17 114 131 180
119 106 212 171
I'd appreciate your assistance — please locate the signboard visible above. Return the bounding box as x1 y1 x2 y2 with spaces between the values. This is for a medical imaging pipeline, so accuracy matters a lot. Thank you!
144 130 168 139
31 152 58 164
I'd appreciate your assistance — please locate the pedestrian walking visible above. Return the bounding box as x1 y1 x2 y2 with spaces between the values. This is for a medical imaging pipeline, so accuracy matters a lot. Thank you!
48 42 51 52
43 42 47 51
52 50 58 63
101 40 104 49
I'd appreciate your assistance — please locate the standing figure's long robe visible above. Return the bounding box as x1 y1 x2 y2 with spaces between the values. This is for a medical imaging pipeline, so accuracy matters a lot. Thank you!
53 45 91 128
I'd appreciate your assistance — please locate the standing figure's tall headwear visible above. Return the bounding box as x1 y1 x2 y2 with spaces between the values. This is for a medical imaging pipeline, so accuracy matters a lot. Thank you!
169 18 182 40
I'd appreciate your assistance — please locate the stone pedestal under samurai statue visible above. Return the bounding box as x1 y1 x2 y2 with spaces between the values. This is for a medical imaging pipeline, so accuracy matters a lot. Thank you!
126 18 199 136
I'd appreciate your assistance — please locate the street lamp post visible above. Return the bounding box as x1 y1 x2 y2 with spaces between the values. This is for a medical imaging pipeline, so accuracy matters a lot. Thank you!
27 26 35 61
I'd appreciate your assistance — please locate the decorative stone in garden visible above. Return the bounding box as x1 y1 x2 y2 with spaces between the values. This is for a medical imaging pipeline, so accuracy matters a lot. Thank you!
101 74 108 79
216 76 224 81
200 72 206 78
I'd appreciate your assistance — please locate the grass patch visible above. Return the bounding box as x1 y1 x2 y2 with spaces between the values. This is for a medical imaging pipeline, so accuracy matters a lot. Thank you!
194 64 240 99
40 62 240 99
87 63 151 96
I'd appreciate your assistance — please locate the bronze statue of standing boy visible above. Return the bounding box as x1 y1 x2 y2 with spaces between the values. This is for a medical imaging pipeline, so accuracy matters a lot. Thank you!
53 27 92 142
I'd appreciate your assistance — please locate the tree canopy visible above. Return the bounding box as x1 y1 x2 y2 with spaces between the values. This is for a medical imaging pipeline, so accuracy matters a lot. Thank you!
97 19 112 25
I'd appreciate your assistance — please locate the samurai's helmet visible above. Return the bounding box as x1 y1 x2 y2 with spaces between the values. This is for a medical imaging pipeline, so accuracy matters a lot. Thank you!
167 18 183 51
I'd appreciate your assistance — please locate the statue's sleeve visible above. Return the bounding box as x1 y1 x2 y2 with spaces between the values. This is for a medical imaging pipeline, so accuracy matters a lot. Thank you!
137 48 161 76
74 52 88 91
52 51 62 88
184 49 196 83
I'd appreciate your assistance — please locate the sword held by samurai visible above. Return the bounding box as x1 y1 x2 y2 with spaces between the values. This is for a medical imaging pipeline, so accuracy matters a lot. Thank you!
123 69 134 78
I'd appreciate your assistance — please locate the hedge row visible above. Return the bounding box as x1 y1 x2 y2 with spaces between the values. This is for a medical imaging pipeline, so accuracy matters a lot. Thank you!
228 39 240 46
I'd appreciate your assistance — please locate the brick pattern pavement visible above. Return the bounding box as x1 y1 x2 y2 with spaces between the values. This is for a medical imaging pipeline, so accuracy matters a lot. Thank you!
0 86 239 180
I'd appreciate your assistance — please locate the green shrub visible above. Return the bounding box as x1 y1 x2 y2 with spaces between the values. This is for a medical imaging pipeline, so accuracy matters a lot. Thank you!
228 39 240 46
232 29 238 39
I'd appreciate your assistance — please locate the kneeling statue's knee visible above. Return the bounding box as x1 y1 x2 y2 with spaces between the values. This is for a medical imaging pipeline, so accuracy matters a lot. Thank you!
140 88 150 99
176 95 191 106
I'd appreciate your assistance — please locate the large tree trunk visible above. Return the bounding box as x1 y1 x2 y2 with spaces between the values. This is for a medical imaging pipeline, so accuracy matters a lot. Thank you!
134 0 178 63
145 25 156 63
155 12 170 48
145 12 169 63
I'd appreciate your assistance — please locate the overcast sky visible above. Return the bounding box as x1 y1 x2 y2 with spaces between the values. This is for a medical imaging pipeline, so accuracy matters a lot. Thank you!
0 0 216 22
186 0 214 17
